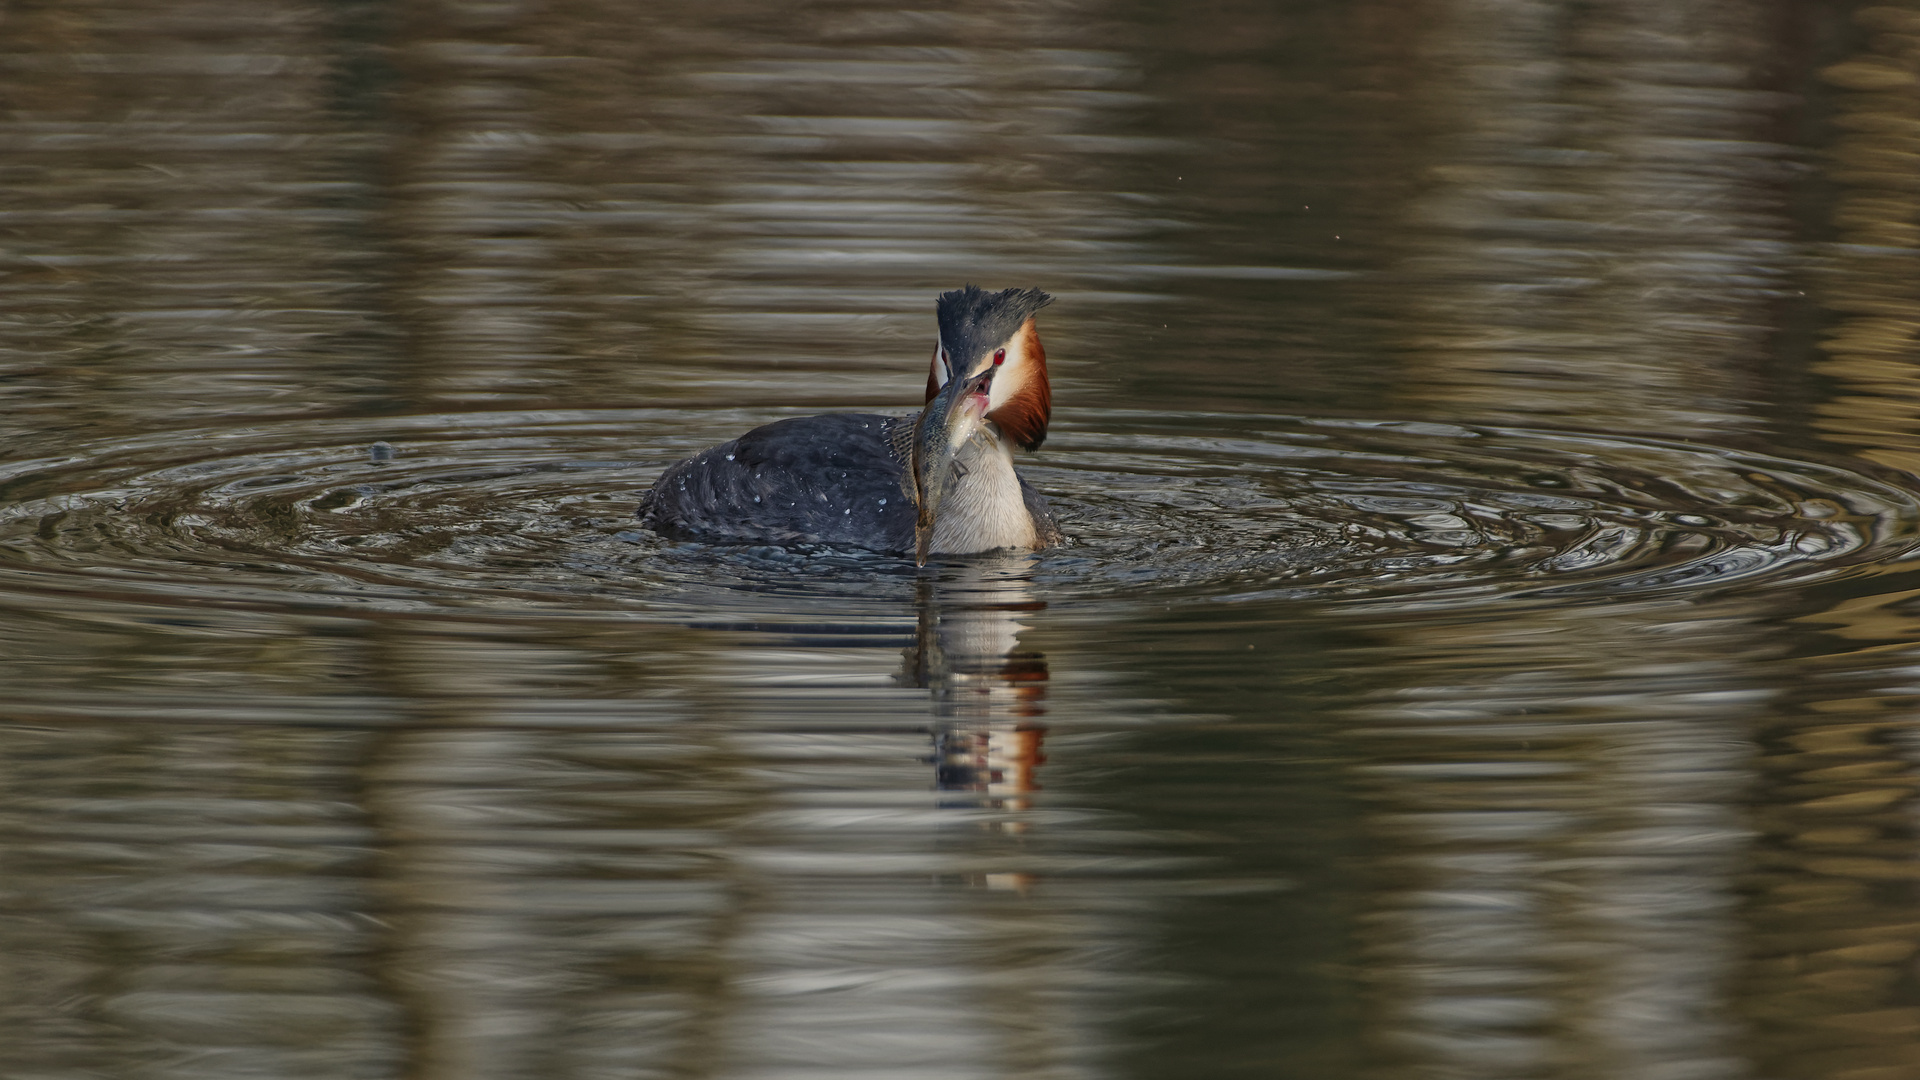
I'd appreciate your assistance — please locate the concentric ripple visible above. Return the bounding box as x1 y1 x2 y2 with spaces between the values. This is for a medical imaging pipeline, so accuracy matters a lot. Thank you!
1038 412 1920 605
1 408 1915 619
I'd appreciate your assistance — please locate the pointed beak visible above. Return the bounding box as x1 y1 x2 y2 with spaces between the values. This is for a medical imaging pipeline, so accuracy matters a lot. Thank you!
912 364 996 565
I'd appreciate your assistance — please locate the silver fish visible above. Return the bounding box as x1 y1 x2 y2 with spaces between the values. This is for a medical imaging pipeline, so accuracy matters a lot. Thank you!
910 363 996 565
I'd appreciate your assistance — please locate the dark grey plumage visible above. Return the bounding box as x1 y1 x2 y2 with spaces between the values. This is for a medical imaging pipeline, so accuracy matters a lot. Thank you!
638 412 1058 555
640 414 915 549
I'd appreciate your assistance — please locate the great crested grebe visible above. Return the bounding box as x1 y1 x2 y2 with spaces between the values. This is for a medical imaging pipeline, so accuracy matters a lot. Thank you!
639 286 1061 564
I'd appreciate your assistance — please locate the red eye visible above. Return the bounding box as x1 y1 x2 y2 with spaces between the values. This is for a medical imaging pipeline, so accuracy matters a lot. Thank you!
993 349 1006 366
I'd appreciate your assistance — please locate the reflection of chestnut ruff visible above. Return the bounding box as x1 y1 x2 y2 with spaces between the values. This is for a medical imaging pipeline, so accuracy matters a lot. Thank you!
934 722 1047 894
933 726 1047 801
899 567 1050 831
639 286 1061 564
927 654 1047 799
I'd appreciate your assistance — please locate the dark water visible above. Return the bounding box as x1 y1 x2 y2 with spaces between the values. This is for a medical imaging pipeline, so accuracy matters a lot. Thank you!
7 1 1920 1077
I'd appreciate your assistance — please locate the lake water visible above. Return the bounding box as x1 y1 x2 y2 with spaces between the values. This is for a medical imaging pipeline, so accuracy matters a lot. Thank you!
5 1 1920 1077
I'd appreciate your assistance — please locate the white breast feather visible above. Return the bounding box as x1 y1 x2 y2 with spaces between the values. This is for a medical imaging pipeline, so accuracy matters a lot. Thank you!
928 434 1037 554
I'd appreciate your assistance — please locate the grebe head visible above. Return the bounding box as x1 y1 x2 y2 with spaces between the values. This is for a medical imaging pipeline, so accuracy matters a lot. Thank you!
911 286 1053 564
925 286 1053 451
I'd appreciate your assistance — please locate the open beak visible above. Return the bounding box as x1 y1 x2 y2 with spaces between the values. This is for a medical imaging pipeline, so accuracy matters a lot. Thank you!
912 363 996 565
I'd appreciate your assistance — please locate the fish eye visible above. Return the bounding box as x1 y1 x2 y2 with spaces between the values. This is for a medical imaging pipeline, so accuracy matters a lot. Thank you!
993 349 1006 366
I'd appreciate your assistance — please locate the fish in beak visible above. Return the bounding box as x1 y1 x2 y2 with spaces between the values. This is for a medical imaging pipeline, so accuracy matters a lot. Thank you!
911 362 996 565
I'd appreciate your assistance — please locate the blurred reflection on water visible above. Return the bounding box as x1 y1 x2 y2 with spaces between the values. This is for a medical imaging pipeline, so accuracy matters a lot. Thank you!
1339 598 1765 1079
8 2 1920 1080
1389 1 1796 434
1816 6 1920 473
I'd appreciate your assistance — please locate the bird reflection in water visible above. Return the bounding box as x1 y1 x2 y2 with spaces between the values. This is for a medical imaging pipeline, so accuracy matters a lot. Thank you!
904 559 1050 893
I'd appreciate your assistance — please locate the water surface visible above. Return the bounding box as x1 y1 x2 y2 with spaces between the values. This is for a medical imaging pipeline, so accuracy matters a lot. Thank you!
6 2 1920 1078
